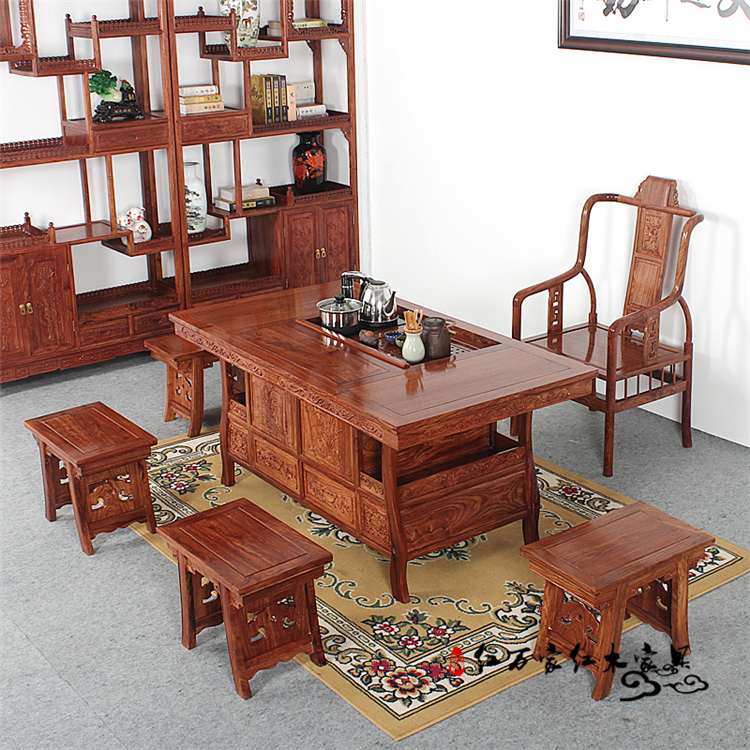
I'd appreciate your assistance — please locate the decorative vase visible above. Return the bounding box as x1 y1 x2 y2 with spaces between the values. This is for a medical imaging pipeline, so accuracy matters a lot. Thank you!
292 132 327 194
183 161 207 234
401 331 426 364
221 0 261 49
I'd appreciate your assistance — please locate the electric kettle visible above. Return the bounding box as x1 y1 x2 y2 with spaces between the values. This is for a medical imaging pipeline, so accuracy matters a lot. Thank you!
341 271 398 328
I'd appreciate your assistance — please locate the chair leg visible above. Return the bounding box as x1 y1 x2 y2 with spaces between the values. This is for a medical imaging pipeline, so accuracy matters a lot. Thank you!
603 409 615 478
681 364 693 449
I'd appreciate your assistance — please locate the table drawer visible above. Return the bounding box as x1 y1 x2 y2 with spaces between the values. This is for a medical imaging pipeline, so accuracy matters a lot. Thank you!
303 465 355 529
402 470 528 555
253 435 299 495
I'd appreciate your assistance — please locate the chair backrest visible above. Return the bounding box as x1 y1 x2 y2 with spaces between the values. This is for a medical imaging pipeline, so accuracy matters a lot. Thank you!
622 176 680 338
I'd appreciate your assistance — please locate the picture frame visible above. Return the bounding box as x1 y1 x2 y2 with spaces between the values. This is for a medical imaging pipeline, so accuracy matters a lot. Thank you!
559 0 750 65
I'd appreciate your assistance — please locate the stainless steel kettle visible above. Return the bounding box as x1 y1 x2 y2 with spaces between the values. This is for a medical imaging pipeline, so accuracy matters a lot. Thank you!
341 271 398 328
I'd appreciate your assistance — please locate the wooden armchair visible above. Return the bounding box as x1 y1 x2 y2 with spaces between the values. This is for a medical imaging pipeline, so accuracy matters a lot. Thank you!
512 176 704 476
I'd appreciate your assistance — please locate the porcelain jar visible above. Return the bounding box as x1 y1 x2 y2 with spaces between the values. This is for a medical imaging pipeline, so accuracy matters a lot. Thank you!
401 331 426 364
292 132 327 194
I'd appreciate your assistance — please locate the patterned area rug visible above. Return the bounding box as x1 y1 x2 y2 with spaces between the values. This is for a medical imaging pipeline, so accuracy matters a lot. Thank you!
132 431 749 740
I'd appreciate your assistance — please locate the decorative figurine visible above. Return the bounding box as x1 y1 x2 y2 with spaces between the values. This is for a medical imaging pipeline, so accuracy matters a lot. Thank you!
89 71 145 123
117 207 152 243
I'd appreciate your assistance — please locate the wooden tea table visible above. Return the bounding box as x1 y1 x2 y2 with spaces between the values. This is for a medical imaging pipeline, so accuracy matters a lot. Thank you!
170 282 596 602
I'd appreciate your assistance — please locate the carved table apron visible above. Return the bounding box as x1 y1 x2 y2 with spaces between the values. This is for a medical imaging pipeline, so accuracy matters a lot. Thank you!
170 282 596 603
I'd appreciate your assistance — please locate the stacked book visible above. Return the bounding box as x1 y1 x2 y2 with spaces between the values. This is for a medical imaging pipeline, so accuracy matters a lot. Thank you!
179 84 224 115
266 18 329 37
250 74 292 124
213 181 276 212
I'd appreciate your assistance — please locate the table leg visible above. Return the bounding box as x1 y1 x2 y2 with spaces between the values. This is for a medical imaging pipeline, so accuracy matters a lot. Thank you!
516 411 540 545
38 442 70 522
220 361 236 487
219 583 253 699
382 444 410 603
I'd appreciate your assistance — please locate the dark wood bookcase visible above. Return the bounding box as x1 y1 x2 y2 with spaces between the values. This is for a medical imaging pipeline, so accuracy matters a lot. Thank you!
0 0 359 382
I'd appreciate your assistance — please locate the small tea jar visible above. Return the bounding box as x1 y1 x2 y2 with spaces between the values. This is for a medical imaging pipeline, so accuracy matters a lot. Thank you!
422 317 451 359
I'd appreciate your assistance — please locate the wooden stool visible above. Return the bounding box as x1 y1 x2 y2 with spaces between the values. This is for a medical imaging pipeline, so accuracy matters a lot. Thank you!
24 402 157 555
521 501 714 700
157 497 332 699
145 334 218 437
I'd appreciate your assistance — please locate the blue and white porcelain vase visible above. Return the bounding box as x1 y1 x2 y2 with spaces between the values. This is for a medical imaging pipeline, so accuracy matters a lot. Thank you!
183 161 207 234
220 0 261 48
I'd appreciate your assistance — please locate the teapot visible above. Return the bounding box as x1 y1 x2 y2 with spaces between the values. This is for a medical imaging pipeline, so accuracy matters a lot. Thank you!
341 271 398 328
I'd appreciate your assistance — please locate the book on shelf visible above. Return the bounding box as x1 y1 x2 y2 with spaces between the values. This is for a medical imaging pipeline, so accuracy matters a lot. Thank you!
218 181 270 202
250 74 289 124
296 103 327 119
213 195 276 212
179 93 222 104
266 18 328 37
179 84 219 97
272 75 281 123
180 100 225 115
287 83 297 121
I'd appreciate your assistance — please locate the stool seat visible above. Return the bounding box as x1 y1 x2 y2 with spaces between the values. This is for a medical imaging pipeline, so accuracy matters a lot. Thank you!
145 334 218 437
158 497 332 699
521 501 714 700
25 402 157 555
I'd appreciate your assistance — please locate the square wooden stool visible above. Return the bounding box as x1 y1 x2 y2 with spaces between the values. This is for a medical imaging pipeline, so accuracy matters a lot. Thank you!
24 402 157 555
521 501 714 700
157 497 333 699
144 334 218 438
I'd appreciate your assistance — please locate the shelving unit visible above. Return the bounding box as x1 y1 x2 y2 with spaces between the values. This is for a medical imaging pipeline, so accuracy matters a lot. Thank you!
0 0 360 383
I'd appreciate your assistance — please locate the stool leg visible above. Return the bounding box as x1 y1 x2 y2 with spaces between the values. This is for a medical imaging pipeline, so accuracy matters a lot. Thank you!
670 559 691 656
131 461 157 534
68 469 95 556
219 583 253 699
533 582 564 661
590 588 628 701
304 580 326 667
178 554 198 649
164 364 178 422
38 443 70 521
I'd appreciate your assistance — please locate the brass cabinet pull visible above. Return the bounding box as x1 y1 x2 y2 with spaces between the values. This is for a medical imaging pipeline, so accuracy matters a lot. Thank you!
315 248 321 259
19 304 26 316
26 302 33 314
320 247 326 258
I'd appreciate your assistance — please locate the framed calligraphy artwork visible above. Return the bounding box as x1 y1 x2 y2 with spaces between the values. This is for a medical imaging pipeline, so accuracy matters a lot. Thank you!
559 0 750 64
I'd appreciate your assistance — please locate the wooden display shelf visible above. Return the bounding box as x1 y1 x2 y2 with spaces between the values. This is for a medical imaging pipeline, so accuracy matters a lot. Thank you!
259 22 351 42
1 137 89 167
52 221 129 246
188 263 283 302
185 223 231 247
77 279 178 316
67 16 161 38
251 110 350 136
101 223 175 256
270 181 353 206
8 54 99 77
0 214 53 251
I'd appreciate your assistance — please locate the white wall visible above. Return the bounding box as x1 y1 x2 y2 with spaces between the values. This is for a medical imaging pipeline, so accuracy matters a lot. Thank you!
1 1 748 446
357 0 750 447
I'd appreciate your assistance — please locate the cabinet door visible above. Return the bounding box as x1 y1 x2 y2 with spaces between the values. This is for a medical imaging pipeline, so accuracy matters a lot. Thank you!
24 249 77 357
320 204 353 283
284 209 318 289
0 256 28 359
